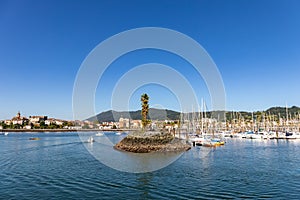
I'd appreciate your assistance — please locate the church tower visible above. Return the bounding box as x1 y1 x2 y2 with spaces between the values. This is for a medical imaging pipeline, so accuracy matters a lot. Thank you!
17 111 21 118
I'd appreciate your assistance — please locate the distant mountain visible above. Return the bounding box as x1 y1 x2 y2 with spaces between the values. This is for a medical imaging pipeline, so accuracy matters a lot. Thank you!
87 108 181 122
226 106 300 121
265 106 300 117
87 106 300 122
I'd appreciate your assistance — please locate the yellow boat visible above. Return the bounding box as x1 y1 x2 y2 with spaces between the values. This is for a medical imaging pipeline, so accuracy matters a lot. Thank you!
29 137 40 140
202 140 225 147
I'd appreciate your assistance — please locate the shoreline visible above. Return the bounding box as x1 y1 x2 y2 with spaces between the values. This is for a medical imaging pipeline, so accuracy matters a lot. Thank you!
0 129 136 133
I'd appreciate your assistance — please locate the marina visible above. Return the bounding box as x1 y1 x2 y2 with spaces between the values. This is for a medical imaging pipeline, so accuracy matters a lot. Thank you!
173 104 300 147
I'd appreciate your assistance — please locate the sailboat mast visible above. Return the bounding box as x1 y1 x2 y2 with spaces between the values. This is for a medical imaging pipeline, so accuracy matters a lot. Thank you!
201 98 204 134
286 103 289 132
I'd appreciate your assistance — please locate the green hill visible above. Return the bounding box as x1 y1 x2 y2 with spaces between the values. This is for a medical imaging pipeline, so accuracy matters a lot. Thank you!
87 106 300 122
87 108 181 122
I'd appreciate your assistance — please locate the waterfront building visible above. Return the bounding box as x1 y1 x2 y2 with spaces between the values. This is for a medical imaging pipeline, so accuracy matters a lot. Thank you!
29 115 48 124
54 119 64 126
45 118 56 125
23 125 32 129
119 117 130 129
130 120 142 129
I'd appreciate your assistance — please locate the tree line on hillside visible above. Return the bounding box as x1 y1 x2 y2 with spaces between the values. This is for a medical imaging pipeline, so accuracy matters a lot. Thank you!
89 106 300 123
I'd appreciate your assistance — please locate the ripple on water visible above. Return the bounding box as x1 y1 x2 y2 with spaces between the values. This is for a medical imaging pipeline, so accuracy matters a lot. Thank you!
1 134 300 199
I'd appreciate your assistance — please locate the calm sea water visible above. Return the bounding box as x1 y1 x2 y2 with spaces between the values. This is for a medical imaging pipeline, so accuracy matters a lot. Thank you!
1 132 300 199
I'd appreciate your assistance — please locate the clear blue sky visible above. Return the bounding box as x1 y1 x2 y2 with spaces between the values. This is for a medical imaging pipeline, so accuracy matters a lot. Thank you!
1 0 300 120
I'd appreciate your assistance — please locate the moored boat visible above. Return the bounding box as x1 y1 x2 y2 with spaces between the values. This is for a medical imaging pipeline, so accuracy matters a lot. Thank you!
245 131 262 139
29 137 40 140
87 136 95 143
285 132 296 139
201 137 225 147
189 134 205 146
95 132 104 136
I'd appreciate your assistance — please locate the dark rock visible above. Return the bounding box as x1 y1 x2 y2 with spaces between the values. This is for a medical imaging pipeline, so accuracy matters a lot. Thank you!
114 131 191 153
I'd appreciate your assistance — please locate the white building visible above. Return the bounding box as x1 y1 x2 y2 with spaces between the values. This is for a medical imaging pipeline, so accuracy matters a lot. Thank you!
131 120 142 129
29 115 47 124
119 117 130 129
23 125 32 129
45 118 55 125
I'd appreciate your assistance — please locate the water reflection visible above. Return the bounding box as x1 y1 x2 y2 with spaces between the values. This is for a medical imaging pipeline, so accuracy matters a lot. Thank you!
80 132 184 173
136 173 153 199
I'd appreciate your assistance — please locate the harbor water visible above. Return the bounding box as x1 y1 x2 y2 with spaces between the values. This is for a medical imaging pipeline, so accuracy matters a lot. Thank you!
1 132 299 199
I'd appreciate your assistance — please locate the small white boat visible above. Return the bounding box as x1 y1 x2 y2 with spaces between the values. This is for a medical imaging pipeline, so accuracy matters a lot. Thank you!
285 132 296 139
115 132 122 136
245 131 262 139
268 131 276 139
4 132 9 136
234 132 246 139
277 132 286 139
95 132 104 136
189 135 205 146
294 132 300 139
87 136 95 143
220 131 232 138
258 131 268 139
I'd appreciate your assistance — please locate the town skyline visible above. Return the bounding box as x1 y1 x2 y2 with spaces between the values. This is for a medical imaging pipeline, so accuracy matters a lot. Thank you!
2 105 300 134
2 104 300 121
